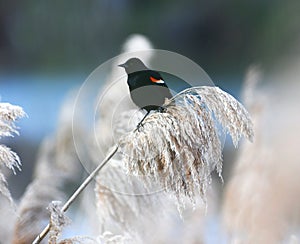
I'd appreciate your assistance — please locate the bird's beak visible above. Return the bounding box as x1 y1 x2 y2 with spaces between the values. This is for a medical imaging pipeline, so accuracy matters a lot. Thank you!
118 63 127 68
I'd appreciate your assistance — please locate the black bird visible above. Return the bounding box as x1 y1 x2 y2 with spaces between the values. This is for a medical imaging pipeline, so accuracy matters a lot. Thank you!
119 58 192 129
119 58 172 128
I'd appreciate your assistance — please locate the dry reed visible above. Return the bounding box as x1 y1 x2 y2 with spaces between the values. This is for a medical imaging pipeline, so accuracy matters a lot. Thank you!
119 86 253 208
0 102 25 242
0 102 25 205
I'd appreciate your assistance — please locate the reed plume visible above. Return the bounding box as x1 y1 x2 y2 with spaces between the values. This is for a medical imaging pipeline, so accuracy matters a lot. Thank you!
222 64 300 243
0 102 25 242
0 102 25 204
48 201 70 244
119 86 253 208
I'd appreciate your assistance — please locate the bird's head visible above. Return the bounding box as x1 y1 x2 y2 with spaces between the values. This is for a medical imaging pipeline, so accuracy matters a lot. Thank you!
118 58 148 74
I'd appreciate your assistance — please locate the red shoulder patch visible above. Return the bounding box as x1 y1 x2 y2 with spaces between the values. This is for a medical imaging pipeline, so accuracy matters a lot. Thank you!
150 76 160 82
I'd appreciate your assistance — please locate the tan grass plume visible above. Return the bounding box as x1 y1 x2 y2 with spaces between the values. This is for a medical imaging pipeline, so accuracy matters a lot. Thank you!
119 86 253 208
0 102 25 204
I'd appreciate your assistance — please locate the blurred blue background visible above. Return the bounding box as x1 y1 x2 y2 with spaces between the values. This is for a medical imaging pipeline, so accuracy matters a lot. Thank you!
0 0 300 197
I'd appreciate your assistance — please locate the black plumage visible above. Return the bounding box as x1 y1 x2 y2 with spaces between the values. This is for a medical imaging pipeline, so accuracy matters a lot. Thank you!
119 57 191 128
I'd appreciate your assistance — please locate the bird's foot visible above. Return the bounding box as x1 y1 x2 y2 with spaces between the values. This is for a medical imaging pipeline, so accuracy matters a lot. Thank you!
134 110 150 132
158 106 167 113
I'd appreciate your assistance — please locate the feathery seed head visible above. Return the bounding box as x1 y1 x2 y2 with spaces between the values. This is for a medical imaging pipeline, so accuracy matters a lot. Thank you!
119 86 253 207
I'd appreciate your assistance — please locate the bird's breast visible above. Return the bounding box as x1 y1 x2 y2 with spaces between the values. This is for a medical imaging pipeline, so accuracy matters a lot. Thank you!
129 84 172 111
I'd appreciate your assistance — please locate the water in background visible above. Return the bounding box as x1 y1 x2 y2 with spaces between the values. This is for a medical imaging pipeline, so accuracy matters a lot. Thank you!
0 73 86 141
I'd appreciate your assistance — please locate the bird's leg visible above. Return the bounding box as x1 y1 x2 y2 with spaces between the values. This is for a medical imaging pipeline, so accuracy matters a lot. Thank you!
136 110 150 131
135 106 167 132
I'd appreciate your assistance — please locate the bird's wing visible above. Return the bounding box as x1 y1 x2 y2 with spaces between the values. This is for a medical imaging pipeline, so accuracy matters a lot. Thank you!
159 71 192 95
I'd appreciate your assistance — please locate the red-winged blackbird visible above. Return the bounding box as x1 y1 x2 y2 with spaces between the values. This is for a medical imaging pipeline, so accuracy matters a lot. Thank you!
119 57 191 129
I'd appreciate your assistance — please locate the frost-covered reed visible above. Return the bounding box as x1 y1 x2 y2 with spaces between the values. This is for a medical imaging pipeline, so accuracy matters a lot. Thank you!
0 102 25 205
119 86 253 208
0 102 25 242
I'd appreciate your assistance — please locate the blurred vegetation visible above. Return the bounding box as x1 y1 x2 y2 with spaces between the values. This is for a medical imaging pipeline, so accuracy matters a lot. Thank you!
0 0 300 75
